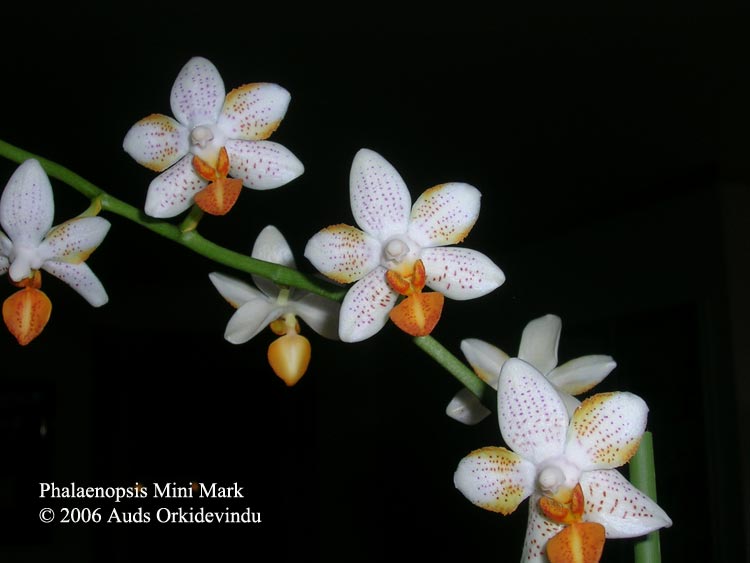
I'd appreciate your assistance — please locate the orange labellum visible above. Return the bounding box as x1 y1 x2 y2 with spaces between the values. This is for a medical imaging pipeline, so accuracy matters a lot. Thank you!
540 496 572 524
3 287 52 346
389 291 444 337
194 178 243 216
267 333 311 387
216 146 230 177
570 483 585 517
192 155 217 181
11 269 43 290
385 269 412 296
412 259 426 291
546 522 605 563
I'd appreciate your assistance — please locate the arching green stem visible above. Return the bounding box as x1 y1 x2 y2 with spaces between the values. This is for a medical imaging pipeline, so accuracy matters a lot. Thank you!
0 139 489 402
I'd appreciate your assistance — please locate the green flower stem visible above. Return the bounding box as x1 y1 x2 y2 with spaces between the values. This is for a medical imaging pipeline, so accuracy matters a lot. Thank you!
630 431 662 563
179 205 204 233
0 139 345 302
413 335 494 405
0 139 489 401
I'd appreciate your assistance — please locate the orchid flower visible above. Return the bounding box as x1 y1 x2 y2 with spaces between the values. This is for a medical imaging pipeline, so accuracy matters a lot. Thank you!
454 358 671 562
124 56 304 218
0 160 110 344
447 314 616 425
304 148 505 342
210 225 340 386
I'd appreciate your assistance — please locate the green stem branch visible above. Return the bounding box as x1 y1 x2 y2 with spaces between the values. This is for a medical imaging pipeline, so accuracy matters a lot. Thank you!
630 431 662 563
413 335 494 406
0 139 346 302
0 139 489 399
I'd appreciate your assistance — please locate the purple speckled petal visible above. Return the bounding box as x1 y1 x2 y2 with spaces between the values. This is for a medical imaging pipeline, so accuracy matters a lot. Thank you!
218 83 291 141
226 140 303 190
304 224 381 284
349 149 411 240
421 246 505 300
565 392 648 471
123 113 189 172
581 469 672 538
39 217 110 264
497 358 568 465
144 155 207 218
338 266 396 342
454 446 536 514
0 160 54 246
170 57 225 128
42 261 107 307
408 183 481 247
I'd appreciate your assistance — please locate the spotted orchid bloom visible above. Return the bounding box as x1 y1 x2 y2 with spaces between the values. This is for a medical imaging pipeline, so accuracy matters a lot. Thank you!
447 314 616 425
210 225 340 386
0 160 110 344
304 149 505 342
454 358 671 562
124 56 304 218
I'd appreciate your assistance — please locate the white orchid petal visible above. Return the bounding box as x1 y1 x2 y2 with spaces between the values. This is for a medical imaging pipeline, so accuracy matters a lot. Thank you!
218 83 290 141
522 493 566 563
460 338 509 390
42 261 107 307
251 225 295 298
0 255 7 276
40 217 110 264
224 299 280 344
122 114 189 172
581 469 672 538
144 155 207 218
170 57 225 128
421 246 505 300
338 267 396 342
445 388 492 425
251 224 296 269
408 183 481 247
304 225 381 284
226 139 303 190
291 292 340 340
209 272 266 309
548 355 617 395
454 446 536 515
565 392 648 470
498 359 568 465
0 159 54 245
518 314 561 376
349 149 411 240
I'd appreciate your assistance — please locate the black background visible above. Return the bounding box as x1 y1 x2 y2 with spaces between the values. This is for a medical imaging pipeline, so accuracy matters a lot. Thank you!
0 12 747 563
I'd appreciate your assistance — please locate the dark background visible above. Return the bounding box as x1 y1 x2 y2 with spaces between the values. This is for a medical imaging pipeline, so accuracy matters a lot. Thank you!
0 13 747 562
